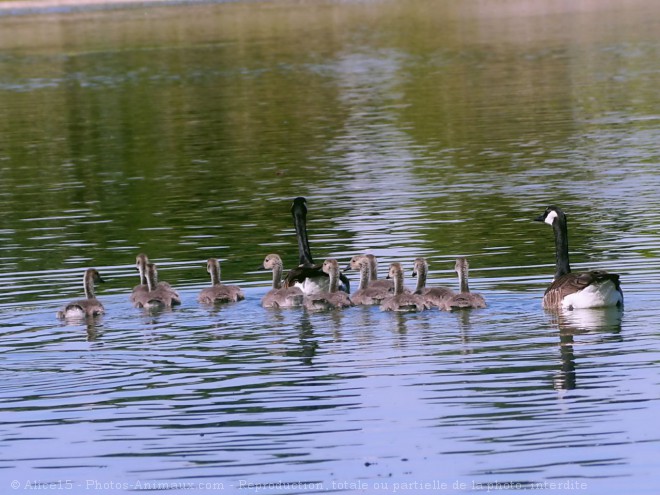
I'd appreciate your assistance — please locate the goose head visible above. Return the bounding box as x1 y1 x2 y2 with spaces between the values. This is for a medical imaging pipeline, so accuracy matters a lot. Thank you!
345 254 368 271
411 257 428 278
455 257 469 273
262 254 284 271
85 268 104 286
322 258 340 276
207 258 221 285
535 205 565 226
321 258 341 292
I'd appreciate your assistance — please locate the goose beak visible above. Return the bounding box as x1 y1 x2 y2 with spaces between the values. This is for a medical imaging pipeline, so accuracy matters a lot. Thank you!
411 270 418 278
343 264 351 272
256 264 267 271
98 277 106 283
534 213 545 222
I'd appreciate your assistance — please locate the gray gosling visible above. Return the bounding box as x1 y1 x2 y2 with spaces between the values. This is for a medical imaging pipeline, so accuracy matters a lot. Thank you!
304 258 353 311
440 257 486 310
412 257 454 308
346 255 390 305
261 254 304 308
198 258 245 304
130 253 150 304
364 254 394 290
134 262 181 309
380 262 428 312
57 268 105 319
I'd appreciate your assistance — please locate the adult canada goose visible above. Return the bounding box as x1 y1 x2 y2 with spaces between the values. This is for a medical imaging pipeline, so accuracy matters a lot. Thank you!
198 258 245 304
260 254 304 308
345 255 390 305
134 262 181 309
130 253 149 304
380 262 428 312
411 257 455 308
56 268 105 319
303 258 353 311
440 257 486 310
535 205 623 310
283 197 350 295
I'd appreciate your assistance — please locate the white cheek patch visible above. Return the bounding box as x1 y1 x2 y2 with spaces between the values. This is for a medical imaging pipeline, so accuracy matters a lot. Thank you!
544 210 558 226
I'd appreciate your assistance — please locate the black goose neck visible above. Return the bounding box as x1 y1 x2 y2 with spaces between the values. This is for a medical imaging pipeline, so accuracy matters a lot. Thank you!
553 211 571 278
291 197 314 266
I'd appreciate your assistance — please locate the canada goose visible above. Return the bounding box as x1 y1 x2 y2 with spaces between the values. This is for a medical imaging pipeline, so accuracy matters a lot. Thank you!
198 258 245 304
535 205 623 309
134 262 181 309
364 254 395 290
130 253 149 304
411 257 455 308
283 197 350 295
440 257 486 310
260 254 304 308
56 268 105 319
303 258 353 311
345 255 390 305
380 262 428 312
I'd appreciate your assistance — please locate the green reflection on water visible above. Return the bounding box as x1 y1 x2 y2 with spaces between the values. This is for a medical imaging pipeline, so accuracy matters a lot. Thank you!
0 0 658 299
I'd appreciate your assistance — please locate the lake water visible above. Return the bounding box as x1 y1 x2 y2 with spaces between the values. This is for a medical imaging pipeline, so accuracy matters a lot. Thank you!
1 1 659 493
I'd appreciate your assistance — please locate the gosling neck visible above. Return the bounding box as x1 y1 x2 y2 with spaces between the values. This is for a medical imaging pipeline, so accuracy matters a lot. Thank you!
84 272 96 299
414 261 427 293
327 266 339 293
367 255 378 282
146 264 158 292
457 264 470 294
358 260 371 291
271 262 283 290
391 266 404 295
209 261 221 286
136 254 148 285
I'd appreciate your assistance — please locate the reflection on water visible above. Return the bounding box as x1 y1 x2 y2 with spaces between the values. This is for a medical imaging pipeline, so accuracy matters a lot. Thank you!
548 308 624 390
1 0 660 493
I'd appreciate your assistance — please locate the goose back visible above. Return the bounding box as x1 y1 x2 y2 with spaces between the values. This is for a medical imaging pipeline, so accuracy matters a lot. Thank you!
57 268 105 319
536 206 623 309
412 257 454 308
303 258 353 310
440 257 486 310
198 258 244 304
260 254 304 308
380 262 428 312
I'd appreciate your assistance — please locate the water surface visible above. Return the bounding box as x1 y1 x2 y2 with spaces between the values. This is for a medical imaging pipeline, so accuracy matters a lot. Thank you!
1 1 659 493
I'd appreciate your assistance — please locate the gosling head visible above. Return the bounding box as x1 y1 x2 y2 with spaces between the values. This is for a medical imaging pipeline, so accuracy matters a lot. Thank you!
411 257 428 278
262 254 283 271
387 262 403 279
345 255 368 271
455 257 469 273
322 258 339 276
86 268 105 285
